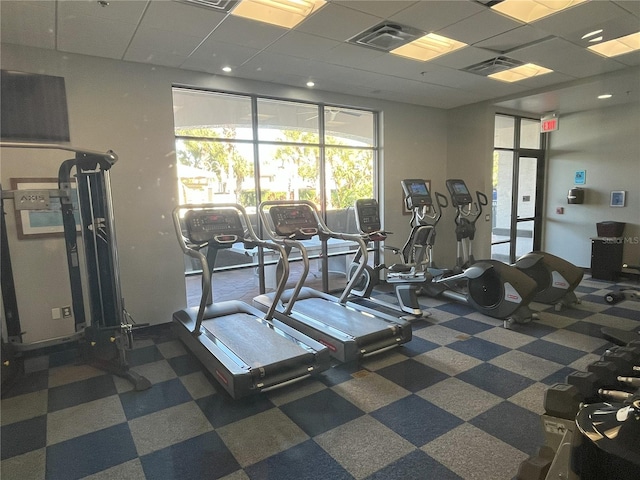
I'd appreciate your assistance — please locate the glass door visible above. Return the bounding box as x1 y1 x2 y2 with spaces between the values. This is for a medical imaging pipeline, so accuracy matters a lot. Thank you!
491 115 545 263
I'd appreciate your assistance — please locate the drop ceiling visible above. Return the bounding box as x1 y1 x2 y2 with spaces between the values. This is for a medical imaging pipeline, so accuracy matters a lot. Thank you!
1 0 639 115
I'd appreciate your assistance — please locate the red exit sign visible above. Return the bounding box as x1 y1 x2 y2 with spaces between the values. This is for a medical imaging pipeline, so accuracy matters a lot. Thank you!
541 116 559 132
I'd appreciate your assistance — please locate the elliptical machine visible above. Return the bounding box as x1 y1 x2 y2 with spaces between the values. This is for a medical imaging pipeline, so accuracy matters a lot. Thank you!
400 179 538 328
446 178 584 311
346 198 431 320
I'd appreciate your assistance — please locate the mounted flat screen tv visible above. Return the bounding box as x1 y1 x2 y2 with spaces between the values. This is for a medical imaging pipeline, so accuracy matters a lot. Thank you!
1 70 70 143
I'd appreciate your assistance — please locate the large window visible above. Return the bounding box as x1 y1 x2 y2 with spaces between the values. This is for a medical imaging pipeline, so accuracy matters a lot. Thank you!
172 88 378 288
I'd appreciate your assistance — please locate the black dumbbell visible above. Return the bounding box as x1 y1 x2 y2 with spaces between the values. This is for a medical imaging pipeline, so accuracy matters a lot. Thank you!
544 383 582 419
566 370 602 402
602 350 637 375
587 360 620 387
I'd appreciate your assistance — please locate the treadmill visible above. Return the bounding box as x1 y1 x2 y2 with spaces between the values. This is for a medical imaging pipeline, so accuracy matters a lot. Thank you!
253 200 412 363
172 203 330 399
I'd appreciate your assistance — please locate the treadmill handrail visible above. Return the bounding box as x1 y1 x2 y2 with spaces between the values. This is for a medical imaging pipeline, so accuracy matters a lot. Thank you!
172 203 290 332
258 199 369 305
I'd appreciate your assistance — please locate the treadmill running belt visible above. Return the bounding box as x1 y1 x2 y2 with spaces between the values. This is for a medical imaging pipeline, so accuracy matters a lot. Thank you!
291 298 397 340
201 313 311 367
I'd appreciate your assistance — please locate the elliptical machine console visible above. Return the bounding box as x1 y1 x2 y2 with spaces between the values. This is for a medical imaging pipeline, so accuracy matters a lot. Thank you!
347 198 431 319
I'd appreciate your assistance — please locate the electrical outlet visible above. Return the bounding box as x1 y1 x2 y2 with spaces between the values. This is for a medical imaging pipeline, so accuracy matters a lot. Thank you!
61 306 72 318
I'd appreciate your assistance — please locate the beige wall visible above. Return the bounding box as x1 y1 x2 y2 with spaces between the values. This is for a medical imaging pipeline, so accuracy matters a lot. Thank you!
544 102 640 267
1 43 448 342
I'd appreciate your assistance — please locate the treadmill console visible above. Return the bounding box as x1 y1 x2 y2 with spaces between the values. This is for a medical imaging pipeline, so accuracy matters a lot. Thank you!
269 205 318 239
184 209 244 245
401 179 433 210
354 199 381 234
446 179 473 208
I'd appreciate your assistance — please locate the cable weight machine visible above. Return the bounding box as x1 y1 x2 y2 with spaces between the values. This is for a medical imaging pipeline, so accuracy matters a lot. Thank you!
1 142 150 391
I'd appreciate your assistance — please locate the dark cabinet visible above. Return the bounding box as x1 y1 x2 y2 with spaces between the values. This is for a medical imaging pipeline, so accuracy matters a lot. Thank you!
591 238 623 281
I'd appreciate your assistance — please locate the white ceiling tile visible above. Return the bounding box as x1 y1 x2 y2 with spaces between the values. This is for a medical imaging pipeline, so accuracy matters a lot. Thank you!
205 16 288 50
265 31 341 59
509 37 628 78
128 26 206 57
183 40 261 72
58 0 148 24
437 10 522 45
295 3 384 41
613 0 640 16
0 1 55 49
533 0 633 38
333 1 417 19
322 43 387 68
429 46 499 70
389 0 486 33
474 25 551 54
140 0 227 37
123 48 189 68
57 14 137 59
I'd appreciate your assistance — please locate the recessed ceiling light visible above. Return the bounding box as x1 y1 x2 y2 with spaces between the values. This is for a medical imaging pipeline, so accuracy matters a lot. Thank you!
222 66 232 72
492 0 587 23
582 29 603 40
588 36 603 43
231 0 326 29
390 33 467 62
598 94 613 99
306 81 315 87
588 31 640 57
488 63 553 82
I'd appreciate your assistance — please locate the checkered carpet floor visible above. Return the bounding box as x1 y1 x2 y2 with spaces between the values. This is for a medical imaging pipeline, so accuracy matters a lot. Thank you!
2 275 639 480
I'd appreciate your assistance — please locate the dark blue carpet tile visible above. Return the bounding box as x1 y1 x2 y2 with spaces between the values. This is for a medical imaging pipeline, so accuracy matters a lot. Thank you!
140 431 240 480
1 369 49 399
410 319 433 332
575 285 601 294
371 395 463 447
318 361 362 387
517 321 557 338
470 401 543 456
376 359 449 393
440 317 495 336
400 336 440 357
45 423 137 480
564 321 606 339
447 337 510 362
0 415 47 460
279 389 364 437
196 393 274 429
456 363 535 399
432 302 477 316
602 306 640 321
579 294 610 306
167 353 205 376
119 378 192 420
365 449 463 480
541 366 578 386
519 339 588 365
553 307 597 320
126 344 165 367
48 374 117 413
47 348 80 368
245 439 353 480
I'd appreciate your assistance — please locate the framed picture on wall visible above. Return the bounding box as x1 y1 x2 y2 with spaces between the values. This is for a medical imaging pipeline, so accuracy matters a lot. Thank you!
610 190 626 208
10 178 80 239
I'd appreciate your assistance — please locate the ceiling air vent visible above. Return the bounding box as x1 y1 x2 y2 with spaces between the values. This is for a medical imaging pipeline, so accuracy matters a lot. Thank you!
175 0 237 12
463 56 525 76
348 22 425 52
